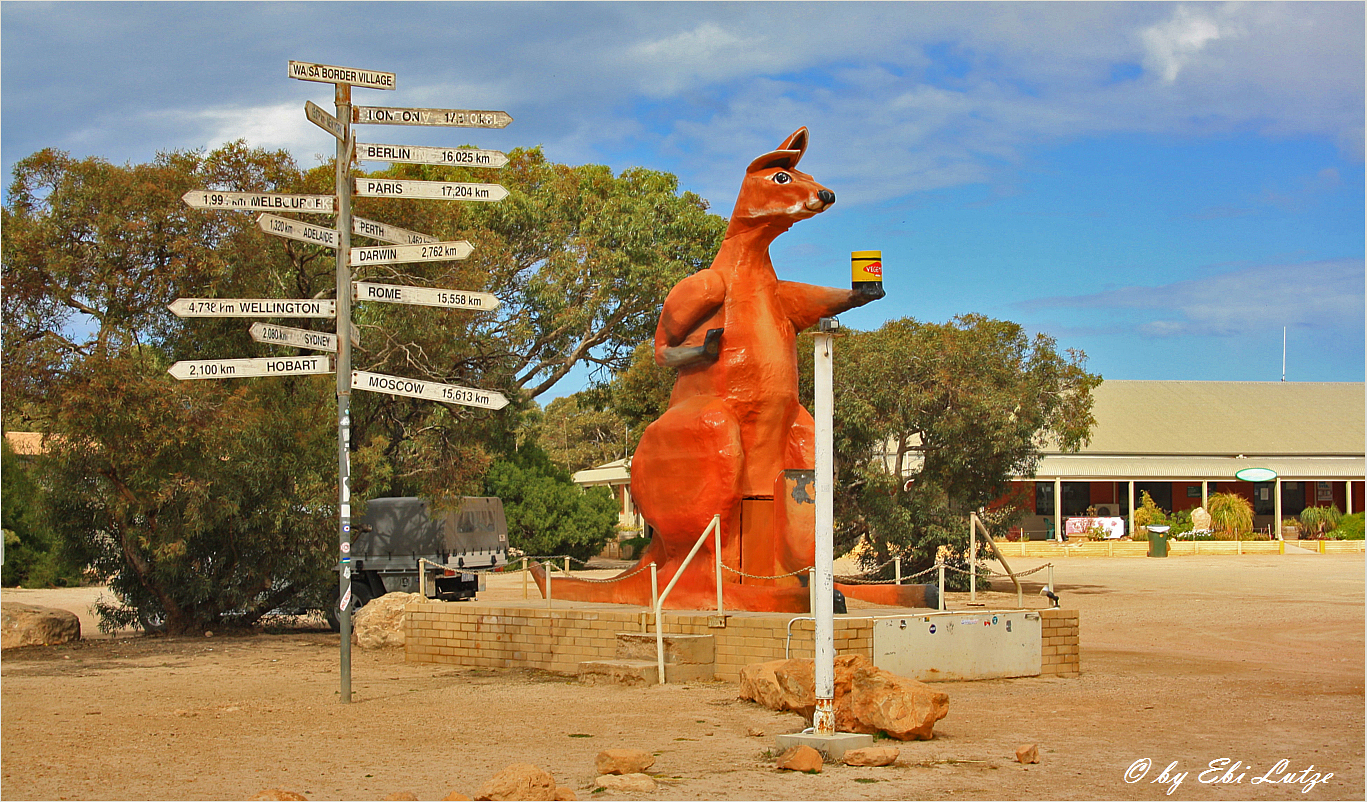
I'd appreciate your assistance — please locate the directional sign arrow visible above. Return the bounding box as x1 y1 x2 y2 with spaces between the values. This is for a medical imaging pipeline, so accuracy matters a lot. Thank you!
352 106 511 128
352 370 509 410
249 322 361 352
305 100 347 142
354 178 507 202
288 61 395 91
258 213 339 249
168 298 336 318
356 142 508 168
352 216 436 245
351 241 474 266
168 355 335 380
183 190 334 214
354 282 499 311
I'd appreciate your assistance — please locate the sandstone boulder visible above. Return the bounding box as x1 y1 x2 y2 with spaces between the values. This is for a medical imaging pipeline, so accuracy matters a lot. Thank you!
474 763 558 801
843 746 900 767
594 749 655 776
739 655 948 740
383 793 418 801
442 793 472 801
249 790 308 801
1 602 80 649
1191 507 1212 532
553 787 577 801
351 592 422 649
1016 743 1040 764
775 745 823 773
594 773 657 792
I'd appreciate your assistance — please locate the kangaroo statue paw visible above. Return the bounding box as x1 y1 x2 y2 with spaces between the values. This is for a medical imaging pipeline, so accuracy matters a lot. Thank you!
662 328 724 368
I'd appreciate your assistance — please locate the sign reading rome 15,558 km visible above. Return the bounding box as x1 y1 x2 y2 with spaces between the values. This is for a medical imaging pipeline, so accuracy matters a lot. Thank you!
354 282 499 311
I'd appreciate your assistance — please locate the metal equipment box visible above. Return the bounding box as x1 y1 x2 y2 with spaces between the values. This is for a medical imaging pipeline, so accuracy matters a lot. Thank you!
871 610 1042 681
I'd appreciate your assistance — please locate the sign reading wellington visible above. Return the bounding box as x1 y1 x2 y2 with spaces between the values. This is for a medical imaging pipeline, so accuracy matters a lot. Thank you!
356 142 508 168
168 355 335 381
352 370 509 410
183 191 334 214
355 282 499 311
351 241 474 266
169 298 336 318
259 213 339 249
353 106 511 128
355 178 507 202
288 61 395 90
352 216 436 245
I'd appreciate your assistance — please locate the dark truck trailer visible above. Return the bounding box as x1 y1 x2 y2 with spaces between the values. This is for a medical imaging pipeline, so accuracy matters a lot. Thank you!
328 496 509 631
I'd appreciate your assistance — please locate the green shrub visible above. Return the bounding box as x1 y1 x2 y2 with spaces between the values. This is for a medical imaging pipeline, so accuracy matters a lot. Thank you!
1299 505 1342 539
1332 512 1364 540
1207 492 1254 539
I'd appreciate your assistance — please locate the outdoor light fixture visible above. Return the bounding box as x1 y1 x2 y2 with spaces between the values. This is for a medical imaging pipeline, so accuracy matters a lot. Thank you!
818 316 840 332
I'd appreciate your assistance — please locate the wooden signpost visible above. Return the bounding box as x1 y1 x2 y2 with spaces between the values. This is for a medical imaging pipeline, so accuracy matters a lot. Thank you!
172 61 513 706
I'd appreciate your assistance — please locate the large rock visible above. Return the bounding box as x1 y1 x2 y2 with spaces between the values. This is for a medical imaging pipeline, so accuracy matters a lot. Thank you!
843 746 900 767
594 773 657 793
475 763 558 801
775 745 823 773
248 790 308 801
1191 507 1212 532
739 655 948 741
1 602 80 649
594 749 655 776
351 592 422 649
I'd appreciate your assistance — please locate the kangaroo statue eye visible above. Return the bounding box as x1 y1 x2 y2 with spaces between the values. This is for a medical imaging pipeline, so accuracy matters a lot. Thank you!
772 172 792 184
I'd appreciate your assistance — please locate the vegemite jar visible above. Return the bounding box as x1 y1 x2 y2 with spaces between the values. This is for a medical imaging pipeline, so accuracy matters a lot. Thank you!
851 250 883 291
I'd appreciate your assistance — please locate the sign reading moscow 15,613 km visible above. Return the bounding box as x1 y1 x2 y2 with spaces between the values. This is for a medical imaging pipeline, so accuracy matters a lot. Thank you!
354 282 499 311
183 190 334 214
168 298 337 318
168 355 335 381
352 370 509 410
354 178 507 202
353 106 511 128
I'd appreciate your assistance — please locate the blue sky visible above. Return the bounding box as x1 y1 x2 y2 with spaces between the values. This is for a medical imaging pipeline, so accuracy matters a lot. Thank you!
3 1 1363 393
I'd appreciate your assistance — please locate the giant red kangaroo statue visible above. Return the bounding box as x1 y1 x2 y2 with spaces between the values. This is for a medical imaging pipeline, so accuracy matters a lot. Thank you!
533 128 929 611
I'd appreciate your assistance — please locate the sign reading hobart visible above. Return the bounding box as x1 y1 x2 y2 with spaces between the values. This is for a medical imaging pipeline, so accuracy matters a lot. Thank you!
168 355 335 380
288 61 395 90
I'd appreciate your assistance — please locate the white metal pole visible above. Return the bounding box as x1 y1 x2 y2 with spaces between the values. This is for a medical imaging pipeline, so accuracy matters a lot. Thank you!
522 556 528 599
545 560 552 609
813 330 836 737
714 519 724 615
969 513 978 602
1053 478 1063 542
937 559 945 610
335 82 354 705
651 562 664 685
894 555 901 585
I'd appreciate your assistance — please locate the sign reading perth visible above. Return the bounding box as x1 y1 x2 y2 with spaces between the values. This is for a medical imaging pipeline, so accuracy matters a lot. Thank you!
354 282 499 311
352 216 437 245
288 61 395 90
168 355 335 380
168 298 336 318
352 370 509 410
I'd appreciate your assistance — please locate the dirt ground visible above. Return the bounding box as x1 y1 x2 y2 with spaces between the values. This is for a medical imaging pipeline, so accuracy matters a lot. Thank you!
2 553 1363 801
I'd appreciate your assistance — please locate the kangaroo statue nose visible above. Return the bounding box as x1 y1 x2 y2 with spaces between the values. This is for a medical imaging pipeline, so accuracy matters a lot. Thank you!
818 189 835 206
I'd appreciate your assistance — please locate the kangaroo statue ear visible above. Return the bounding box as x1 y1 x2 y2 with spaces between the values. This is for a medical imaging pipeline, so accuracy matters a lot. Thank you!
746 127 809 173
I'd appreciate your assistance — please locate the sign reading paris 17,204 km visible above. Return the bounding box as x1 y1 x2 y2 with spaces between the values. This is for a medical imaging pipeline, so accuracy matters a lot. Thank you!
354 178 508 202
352 370 509 410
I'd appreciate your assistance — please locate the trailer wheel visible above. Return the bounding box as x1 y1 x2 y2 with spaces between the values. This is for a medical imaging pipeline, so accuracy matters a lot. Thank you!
324 578 377 633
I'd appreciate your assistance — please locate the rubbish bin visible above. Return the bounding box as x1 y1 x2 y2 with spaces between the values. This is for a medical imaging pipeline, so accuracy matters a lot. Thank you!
1146 525 1170 558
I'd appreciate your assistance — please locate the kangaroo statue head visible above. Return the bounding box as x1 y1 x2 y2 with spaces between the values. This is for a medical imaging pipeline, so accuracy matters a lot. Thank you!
725 127 835 240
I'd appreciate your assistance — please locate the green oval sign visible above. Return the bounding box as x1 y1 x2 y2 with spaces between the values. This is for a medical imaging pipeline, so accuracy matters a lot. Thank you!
1235 467 1278 482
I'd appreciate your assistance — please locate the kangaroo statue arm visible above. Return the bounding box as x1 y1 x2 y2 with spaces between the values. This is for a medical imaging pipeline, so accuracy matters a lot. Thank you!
777 279 885 332
655 269 727 367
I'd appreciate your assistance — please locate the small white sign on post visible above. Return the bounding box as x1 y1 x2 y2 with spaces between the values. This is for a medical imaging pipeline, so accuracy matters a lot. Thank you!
249 322 360 352
168 355 335 380
183 191 335 214
168 298 337 318
352 107 511 128
352 370 509 410
258 213 339 249
354 282 499 311
305 100 347 142
356 142 508 168
351 216 437 245
350 241 475 266
354 178 507 202
288 61 396 90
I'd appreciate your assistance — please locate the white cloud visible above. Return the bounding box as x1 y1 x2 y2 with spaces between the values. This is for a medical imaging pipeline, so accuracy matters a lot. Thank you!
1140 5 1232 83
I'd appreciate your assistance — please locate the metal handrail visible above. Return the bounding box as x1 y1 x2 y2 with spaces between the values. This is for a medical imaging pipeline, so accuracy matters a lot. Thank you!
652 514 721 685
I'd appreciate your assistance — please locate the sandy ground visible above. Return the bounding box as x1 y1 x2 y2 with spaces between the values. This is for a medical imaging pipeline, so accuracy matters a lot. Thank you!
2 553 1362 801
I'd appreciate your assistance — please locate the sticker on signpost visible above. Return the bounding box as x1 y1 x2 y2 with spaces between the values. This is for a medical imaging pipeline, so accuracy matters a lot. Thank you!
340 588 352 612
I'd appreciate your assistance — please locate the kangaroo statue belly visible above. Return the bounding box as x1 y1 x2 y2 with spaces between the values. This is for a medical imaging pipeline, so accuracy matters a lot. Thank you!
533 128 932 612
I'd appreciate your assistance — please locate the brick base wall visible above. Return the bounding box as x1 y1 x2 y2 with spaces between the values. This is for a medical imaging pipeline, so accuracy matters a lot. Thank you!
405 602 1079 681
